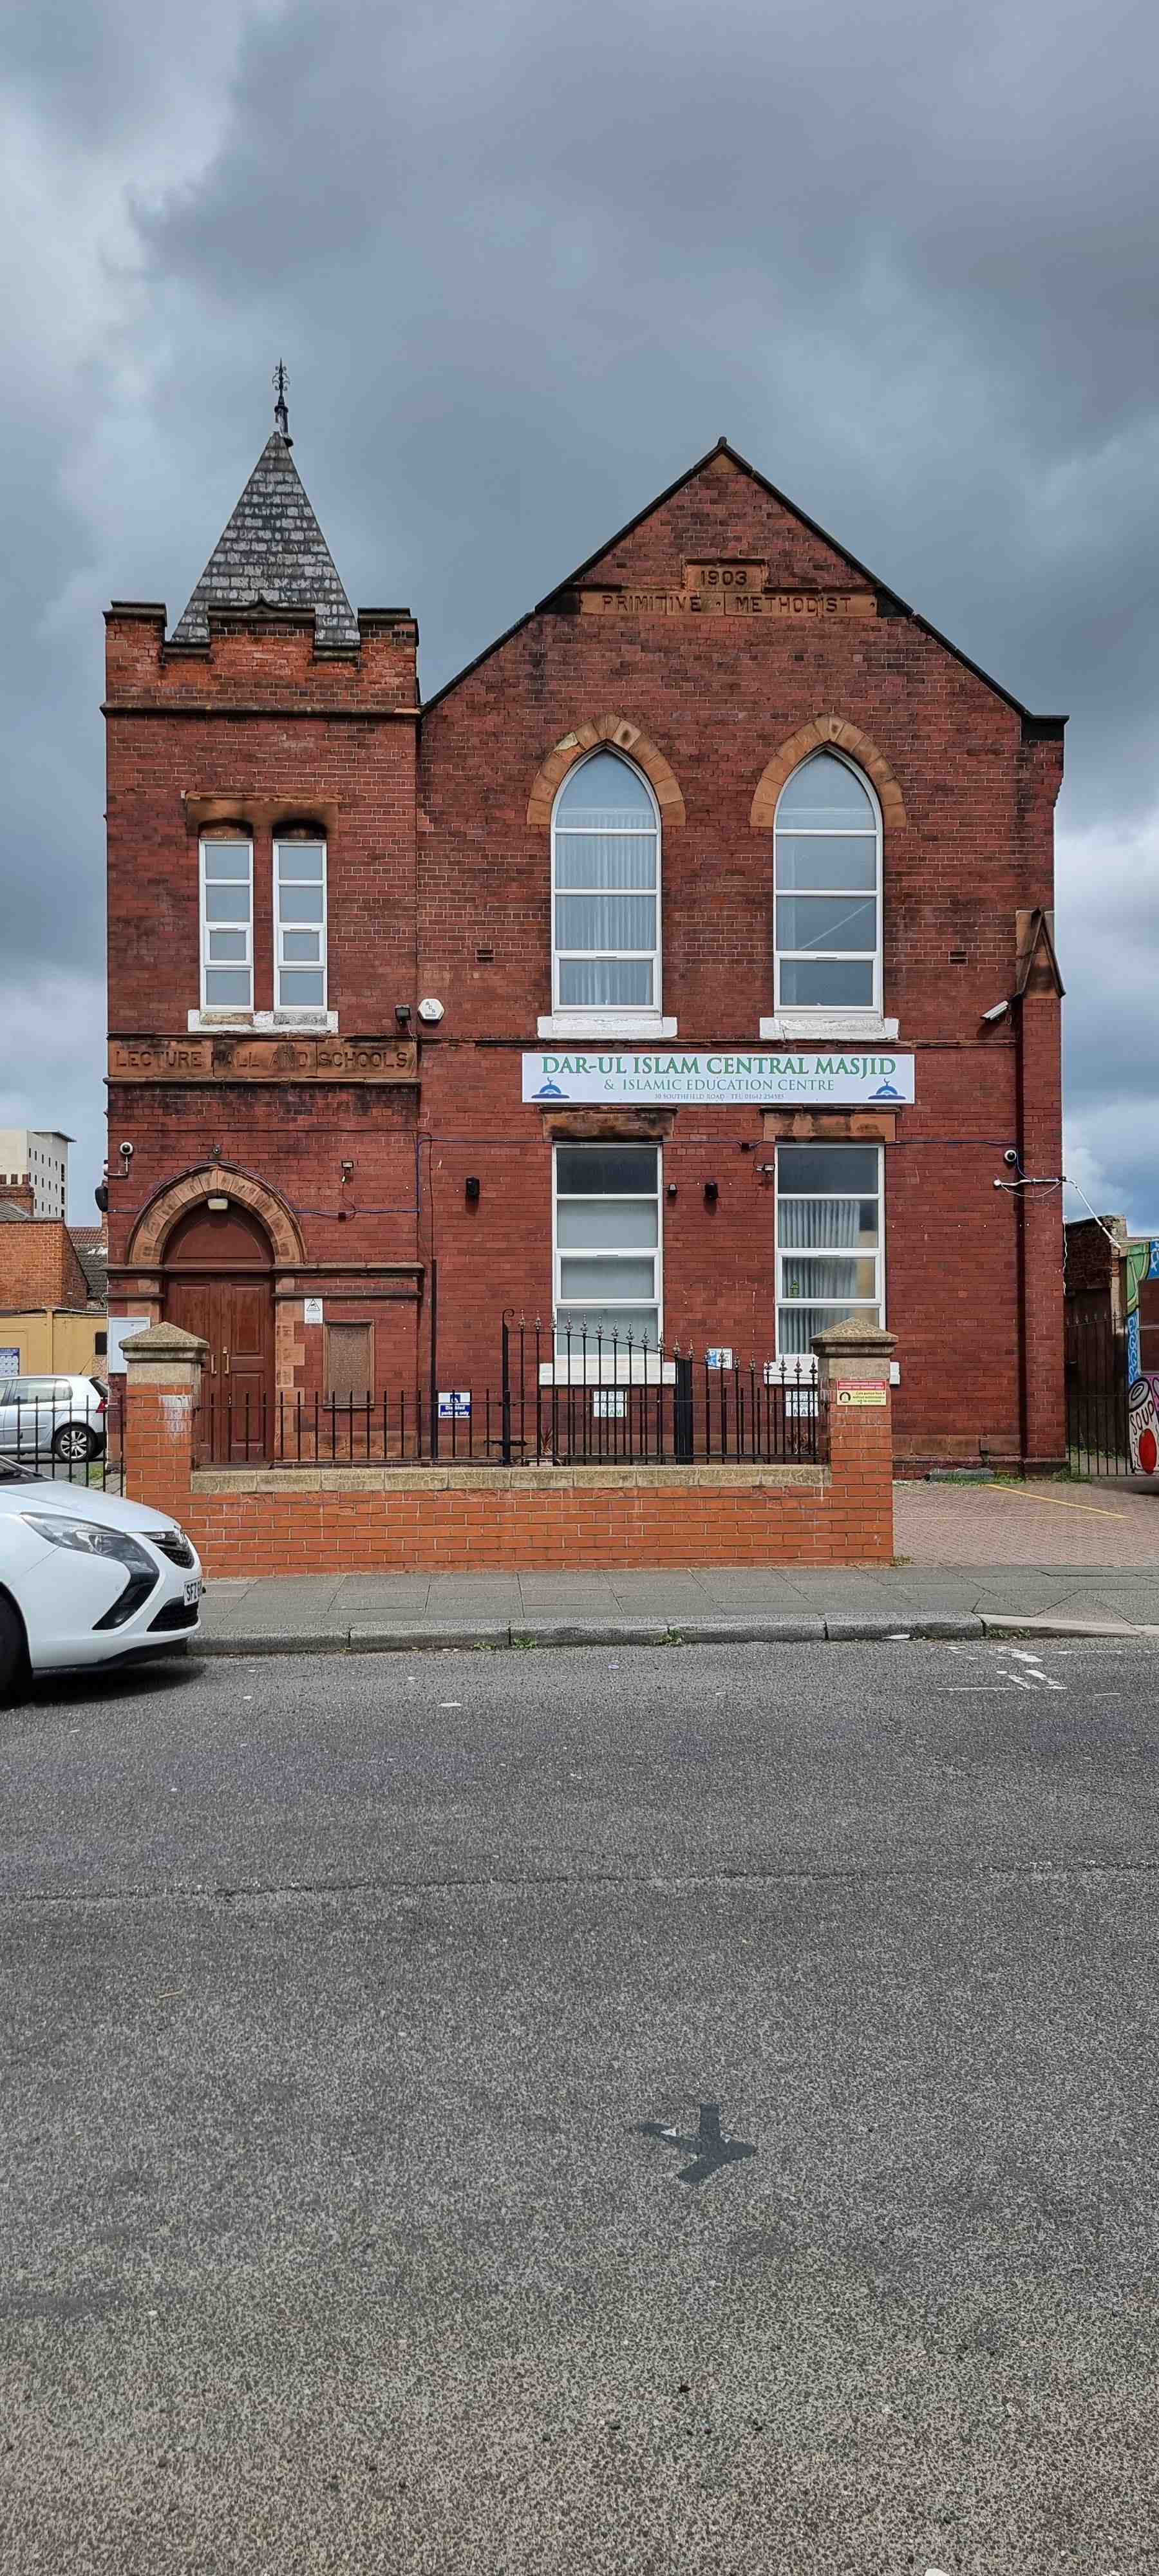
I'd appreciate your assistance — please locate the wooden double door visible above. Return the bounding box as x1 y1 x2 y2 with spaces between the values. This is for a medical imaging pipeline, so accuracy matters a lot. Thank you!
164 1203 274 1464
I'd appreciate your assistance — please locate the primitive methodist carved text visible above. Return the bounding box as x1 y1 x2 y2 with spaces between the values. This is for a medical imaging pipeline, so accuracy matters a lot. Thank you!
576 580 876 621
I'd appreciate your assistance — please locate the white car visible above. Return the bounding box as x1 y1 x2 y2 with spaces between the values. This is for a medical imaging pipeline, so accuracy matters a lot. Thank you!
0 1461 203 1698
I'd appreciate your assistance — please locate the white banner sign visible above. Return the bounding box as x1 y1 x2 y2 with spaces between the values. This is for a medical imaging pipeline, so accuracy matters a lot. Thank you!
522 1050 914 1106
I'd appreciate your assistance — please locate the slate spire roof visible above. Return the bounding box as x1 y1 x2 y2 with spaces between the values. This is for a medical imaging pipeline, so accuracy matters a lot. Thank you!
173 384 358 648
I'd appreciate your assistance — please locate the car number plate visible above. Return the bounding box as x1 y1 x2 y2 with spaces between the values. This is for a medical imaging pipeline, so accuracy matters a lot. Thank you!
184 1577 202 1607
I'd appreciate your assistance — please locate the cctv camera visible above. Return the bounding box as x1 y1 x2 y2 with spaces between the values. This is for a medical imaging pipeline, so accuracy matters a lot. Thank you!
1003 1148 1020 1169
120 1141 134 1159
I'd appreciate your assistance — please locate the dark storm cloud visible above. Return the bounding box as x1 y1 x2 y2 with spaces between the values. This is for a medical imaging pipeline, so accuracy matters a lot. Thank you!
2 0 1158 1216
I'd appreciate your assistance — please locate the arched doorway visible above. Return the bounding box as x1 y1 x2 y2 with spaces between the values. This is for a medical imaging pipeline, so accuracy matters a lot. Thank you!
164 1200 274 1463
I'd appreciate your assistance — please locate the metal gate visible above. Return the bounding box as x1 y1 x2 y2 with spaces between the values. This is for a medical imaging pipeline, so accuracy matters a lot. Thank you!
1065 1307 1129 1477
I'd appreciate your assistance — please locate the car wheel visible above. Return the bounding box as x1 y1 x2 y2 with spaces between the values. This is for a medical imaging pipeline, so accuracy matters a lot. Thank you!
0 1595 28 1704
52 1423 97 1463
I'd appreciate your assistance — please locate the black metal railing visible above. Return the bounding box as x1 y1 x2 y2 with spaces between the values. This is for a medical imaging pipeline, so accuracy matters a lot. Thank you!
0 1380 125 1493
194 1319 827 1470
1065 1307 1130 1477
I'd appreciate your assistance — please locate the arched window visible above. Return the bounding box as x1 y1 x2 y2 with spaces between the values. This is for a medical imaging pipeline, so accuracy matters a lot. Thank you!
551 751 661 1016
773 751 881 1015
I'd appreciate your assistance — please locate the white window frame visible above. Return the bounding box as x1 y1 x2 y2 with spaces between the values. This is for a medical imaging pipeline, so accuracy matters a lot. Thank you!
539 750 677 1041
543 1140 674 1383
274 836 328 1015
761 752 897 1042
199 837 254 1014
773 1140 886 1376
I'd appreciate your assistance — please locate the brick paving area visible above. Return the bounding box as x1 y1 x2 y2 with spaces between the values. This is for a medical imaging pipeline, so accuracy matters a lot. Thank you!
896 1477 1159 1568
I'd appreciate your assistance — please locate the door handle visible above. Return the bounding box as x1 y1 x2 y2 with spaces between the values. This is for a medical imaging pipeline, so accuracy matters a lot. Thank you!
223 1350 231 1376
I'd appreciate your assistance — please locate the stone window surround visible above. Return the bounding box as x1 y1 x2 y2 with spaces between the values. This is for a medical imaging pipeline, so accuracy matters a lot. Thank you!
531 712 907 1045
189 797 337 1034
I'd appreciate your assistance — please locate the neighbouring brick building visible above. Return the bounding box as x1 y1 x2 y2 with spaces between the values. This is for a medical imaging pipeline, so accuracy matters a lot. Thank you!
105 392 1066 1472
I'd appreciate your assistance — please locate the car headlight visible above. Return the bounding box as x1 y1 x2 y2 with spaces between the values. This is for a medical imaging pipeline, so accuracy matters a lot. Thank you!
21 1513 155 1573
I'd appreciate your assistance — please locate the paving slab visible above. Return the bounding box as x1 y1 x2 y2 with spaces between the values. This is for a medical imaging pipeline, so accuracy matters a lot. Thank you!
332 1577 434 1609
425 1581 525 1615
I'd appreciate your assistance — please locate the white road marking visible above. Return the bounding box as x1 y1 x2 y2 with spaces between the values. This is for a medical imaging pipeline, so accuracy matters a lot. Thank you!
946 1643 1066 1691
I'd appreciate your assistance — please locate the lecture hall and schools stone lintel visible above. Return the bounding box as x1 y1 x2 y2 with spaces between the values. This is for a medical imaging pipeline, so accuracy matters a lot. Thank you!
109 1036 419 1084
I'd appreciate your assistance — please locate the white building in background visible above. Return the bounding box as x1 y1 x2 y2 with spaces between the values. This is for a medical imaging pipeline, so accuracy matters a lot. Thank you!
0 1129 72 1218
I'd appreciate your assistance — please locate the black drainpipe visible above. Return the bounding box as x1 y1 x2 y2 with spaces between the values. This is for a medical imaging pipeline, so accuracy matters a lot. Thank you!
1013 992 1029 1470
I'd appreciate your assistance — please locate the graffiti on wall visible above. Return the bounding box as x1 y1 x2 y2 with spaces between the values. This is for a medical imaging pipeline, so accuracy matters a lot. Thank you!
1125 1238 1159 1386
1129 1372 1159 1475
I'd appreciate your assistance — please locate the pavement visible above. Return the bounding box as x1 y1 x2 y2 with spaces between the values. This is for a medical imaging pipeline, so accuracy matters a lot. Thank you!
196 1477 1159 1656
5 1636 1159 2570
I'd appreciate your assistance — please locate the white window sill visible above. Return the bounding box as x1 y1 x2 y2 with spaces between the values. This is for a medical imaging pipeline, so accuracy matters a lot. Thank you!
536 1013 678 1041
759 1013 899 1042
539 1359 677 1386
187 1008 339 1035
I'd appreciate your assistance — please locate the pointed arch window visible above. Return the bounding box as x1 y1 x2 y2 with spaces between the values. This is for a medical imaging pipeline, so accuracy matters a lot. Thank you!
773 751 881 1016
550 750 662 1017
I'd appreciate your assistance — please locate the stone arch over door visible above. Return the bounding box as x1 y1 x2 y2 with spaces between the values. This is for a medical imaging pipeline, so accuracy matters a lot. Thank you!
162 1195 276 1465
127 1164 306 1270
527 715 686 829
749 717 907 831
152 1185 285 1473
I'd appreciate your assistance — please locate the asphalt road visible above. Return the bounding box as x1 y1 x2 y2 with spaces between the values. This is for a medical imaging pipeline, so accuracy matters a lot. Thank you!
3 1638 1159 2573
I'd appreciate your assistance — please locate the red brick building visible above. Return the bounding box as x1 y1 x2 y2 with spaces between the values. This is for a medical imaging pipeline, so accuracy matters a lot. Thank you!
105 397 1066 1471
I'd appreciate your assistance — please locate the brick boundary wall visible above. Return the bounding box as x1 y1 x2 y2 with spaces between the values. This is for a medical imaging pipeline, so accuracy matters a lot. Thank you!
122 1320 896 1575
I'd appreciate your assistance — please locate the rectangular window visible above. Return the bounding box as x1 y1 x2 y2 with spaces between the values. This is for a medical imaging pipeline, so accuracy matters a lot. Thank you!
275 840 327 1012
200 839 253 1010
775 1142 883 1359
553 1144 662 1361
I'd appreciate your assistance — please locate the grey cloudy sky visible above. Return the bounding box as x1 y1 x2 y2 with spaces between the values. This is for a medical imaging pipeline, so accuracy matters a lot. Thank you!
3 0 1157 1223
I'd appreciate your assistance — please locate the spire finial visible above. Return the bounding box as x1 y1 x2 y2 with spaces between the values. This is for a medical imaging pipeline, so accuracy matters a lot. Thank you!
272 360 291 445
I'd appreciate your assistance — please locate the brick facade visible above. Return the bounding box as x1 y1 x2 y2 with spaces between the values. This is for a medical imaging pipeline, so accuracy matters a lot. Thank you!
106 427 1066 1473
0 1219 91 1312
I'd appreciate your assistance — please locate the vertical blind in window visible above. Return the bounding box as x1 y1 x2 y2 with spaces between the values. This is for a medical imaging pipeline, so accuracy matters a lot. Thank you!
552 752 659 1010
775 1142 883 1356
554 1144 661 1357
275 840 327 1010
200 840 253 1009
774 752 880 1011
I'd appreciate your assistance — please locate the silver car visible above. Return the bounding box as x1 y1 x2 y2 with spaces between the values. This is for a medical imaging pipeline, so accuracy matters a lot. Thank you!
0 1374 108 1465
